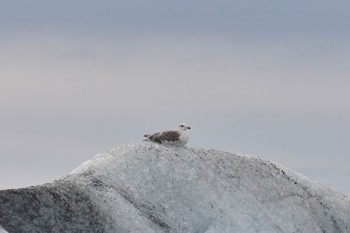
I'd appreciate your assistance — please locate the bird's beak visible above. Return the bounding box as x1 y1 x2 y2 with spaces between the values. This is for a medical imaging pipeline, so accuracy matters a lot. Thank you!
188 127 191 130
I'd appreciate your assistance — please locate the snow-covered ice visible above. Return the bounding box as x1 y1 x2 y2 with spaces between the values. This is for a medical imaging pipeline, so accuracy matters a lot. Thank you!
0 143 349 232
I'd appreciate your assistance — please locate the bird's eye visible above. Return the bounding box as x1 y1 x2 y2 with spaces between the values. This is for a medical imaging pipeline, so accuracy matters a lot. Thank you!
180 124 184 127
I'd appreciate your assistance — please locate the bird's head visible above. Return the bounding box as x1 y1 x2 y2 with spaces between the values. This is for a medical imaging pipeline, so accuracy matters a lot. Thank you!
178 123 191 131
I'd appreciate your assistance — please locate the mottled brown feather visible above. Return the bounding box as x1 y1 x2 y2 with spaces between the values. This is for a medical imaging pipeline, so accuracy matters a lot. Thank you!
149 131 180 144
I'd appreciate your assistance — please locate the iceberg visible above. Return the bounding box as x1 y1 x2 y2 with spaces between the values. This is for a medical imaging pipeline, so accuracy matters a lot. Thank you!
1 143 349 232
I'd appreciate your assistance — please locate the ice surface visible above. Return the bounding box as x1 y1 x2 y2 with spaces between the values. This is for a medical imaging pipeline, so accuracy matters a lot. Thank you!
1 143 350 233
0 226 7 233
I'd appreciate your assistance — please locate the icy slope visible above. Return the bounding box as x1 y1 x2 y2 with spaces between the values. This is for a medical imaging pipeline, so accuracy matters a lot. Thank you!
0 143 350 233
0 226 6 233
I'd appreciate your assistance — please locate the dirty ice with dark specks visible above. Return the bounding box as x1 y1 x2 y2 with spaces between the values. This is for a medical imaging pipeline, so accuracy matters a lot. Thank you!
0 143 350 233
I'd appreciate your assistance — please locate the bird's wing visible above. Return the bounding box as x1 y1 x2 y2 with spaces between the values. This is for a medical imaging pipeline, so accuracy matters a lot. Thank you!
149 131 180 143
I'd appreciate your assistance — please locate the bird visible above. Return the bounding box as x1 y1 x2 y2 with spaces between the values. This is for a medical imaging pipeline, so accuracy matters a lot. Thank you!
143 123 191 147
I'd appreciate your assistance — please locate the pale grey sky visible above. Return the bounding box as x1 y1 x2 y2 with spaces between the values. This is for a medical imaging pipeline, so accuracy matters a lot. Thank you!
1 1 349 196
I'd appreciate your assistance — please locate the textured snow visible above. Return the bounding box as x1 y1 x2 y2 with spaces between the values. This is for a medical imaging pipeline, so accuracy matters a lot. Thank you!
1 143 350 233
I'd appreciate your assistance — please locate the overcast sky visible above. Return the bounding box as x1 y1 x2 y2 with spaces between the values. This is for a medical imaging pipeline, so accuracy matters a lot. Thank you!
1 0 349 196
